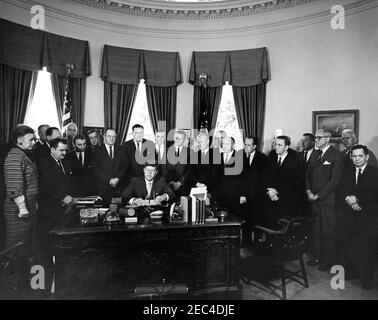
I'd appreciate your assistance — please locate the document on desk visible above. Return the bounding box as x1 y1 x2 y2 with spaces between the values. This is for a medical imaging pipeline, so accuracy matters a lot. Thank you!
190 187 207 200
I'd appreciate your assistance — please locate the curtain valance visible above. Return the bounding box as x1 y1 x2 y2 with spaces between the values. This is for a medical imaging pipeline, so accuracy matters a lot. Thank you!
0 19 91 77
101 45 182 86
189 47 269 87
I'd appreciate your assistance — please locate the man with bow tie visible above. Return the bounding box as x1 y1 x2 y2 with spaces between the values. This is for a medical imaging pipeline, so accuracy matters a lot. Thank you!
67 134 95 196
306 129 344 271
337 145 378 289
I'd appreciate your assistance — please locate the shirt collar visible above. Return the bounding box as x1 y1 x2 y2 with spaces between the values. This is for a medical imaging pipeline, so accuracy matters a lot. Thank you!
320 144 331 154
356 164 368 173
278 151 288 162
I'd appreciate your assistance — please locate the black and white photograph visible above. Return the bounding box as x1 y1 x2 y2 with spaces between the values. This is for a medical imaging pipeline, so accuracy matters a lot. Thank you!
1 0 378 306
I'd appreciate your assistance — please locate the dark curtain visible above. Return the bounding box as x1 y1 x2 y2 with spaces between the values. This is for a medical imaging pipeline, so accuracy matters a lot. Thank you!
104 80 138 143
0 64 34 144
51 75 86 133
233 83 267 143
193 86 223 131
145 85 177 136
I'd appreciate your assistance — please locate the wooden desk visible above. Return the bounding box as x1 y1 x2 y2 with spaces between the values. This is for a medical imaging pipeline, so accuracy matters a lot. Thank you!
51 209 243 299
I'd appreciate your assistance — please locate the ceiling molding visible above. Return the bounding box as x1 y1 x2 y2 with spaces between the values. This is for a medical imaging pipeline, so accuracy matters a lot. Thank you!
1 0 378 39
69 0 317 20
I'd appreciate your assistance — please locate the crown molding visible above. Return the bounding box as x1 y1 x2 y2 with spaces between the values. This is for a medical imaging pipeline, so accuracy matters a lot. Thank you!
69 0 317 20
1 0 378 39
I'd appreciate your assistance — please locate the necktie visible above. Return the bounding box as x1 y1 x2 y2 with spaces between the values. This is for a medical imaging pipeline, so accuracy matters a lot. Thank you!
356 168 362 185
109 146 113 159
247 154 251 166
78 152 83 166
317 150 323 162
304 150 308 162
175 148 179 157
58 160 65 174
147 181 153 198
278 157 282 167
348 149 352 159
137 142 141 155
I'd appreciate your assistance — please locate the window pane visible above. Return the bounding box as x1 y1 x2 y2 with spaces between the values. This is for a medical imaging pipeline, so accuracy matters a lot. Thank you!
24 70 60 137
126 80 155 142
214 83 243 150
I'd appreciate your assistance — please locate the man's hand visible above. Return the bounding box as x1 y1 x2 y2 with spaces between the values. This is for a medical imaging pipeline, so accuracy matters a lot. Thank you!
18 207 29 219
345 195 357 206
351 203 362 211
267 188 278 198
155 195 167 205
109 178 119 188
306 190 318 202
62 195 74 206
170 181 181 191
196 183 207 188
240 196 247 204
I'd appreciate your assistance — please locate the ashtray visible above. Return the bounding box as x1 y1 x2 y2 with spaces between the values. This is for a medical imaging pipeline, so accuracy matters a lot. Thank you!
216 210 229 222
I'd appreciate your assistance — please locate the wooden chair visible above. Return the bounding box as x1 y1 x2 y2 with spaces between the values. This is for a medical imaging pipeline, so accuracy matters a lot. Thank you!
243 218 309 300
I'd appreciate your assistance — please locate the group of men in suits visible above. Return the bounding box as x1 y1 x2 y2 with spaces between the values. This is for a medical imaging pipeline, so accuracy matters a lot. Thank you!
24 121 378 289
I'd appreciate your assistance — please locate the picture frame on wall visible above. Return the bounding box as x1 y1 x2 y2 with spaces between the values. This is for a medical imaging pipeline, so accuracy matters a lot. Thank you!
312 109 359 142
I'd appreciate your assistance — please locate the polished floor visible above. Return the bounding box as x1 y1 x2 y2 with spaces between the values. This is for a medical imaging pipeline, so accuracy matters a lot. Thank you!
240 248 378 300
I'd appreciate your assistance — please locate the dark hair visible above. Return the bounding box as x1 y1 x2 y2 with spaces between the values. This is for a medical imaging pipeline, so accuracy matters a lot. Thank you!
303 133 315 141
104 127 117 135
245 135 258 147
276 135 291 146
351 144 369 155
12 125 35 144
132 124 144 131
50 138 67 150
86 128 98 136
46 127 60 137
143 162 158 170
73 134 86 143
38 124 49 132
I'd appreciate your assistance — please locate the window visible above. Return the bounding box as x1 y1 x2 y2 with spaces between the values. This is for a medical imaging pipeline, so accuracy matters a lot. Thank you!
24 69 60 135
126 80 155 142
214 83 243 150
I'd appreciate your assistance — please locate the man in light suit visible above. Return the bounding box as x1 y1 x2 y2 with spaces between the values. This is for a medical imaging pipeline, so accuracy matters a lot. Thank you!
122 163 174 205
306 129 344 271
92 128 128 205
338 145 378 289
123 124 155 183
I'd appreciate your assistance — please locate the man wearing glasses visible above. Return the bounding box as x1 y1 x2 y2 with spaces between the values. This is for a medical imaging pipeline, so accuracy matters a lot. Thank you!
305 129 344 271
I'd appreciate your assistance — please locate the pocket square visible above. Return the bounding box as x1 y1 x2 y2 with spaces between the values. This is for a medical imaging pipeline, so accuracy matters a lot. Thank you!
323 161 331 165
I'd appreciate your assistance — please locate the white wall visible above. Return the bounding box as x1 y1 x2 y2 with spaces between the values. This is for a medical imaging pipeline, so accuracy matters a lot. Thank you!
1 0 378 154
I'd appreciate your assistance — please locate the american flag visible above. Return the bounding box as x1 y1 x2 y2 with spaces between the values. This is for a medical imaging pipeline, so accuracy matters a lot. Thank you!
62 64 74 132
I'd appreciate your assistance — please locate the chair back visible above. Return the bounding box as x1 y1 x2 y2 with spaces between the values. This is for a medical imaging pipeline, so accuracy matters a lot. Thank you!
281 219 308 262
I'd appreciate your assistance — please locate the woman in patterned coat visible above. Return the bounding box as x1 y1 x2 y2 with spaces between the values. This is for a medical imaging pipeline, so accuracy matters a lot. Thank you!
3 126 38 263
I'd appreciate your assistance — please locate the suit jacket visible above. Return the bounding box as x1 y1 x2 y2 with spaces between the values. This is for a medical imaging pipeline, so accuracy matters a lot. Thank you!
122 176 174 203
38 155 73 214
154 144 168 179
33 142 50 163
123 139 155 182
66 149 95 196
240 150 268 203
306 146 344 207
265 150 300 216
190 148 222 194
164 146 191 193
338 164 378 216
92 144 128 197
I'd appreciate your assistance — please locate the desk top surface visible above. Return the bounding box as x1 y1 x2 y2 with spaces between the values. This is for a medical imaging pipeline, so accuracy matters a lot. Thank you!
51 207 244 236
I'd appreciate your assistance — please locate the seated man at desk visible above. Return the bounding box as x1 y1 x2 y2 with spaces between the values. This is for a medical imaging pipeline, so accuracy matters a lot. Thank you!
122 163 174 206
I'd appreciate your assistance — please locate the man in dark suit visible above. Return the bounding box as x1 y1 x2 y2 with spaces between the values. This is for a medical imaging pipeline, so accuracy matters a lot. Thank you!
34 126 61 163
338 145 378 289
341 129 377 168
306 129 344 271
190 132 221 200
86 128 102 152
122 163 174 205
92 128 129 205
214 136 243 218
66 134 95 196
264 135 300 227
239 136 268 243
123 124 155 183
35 124 49 148
154 130 168 179
165 130 191 198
